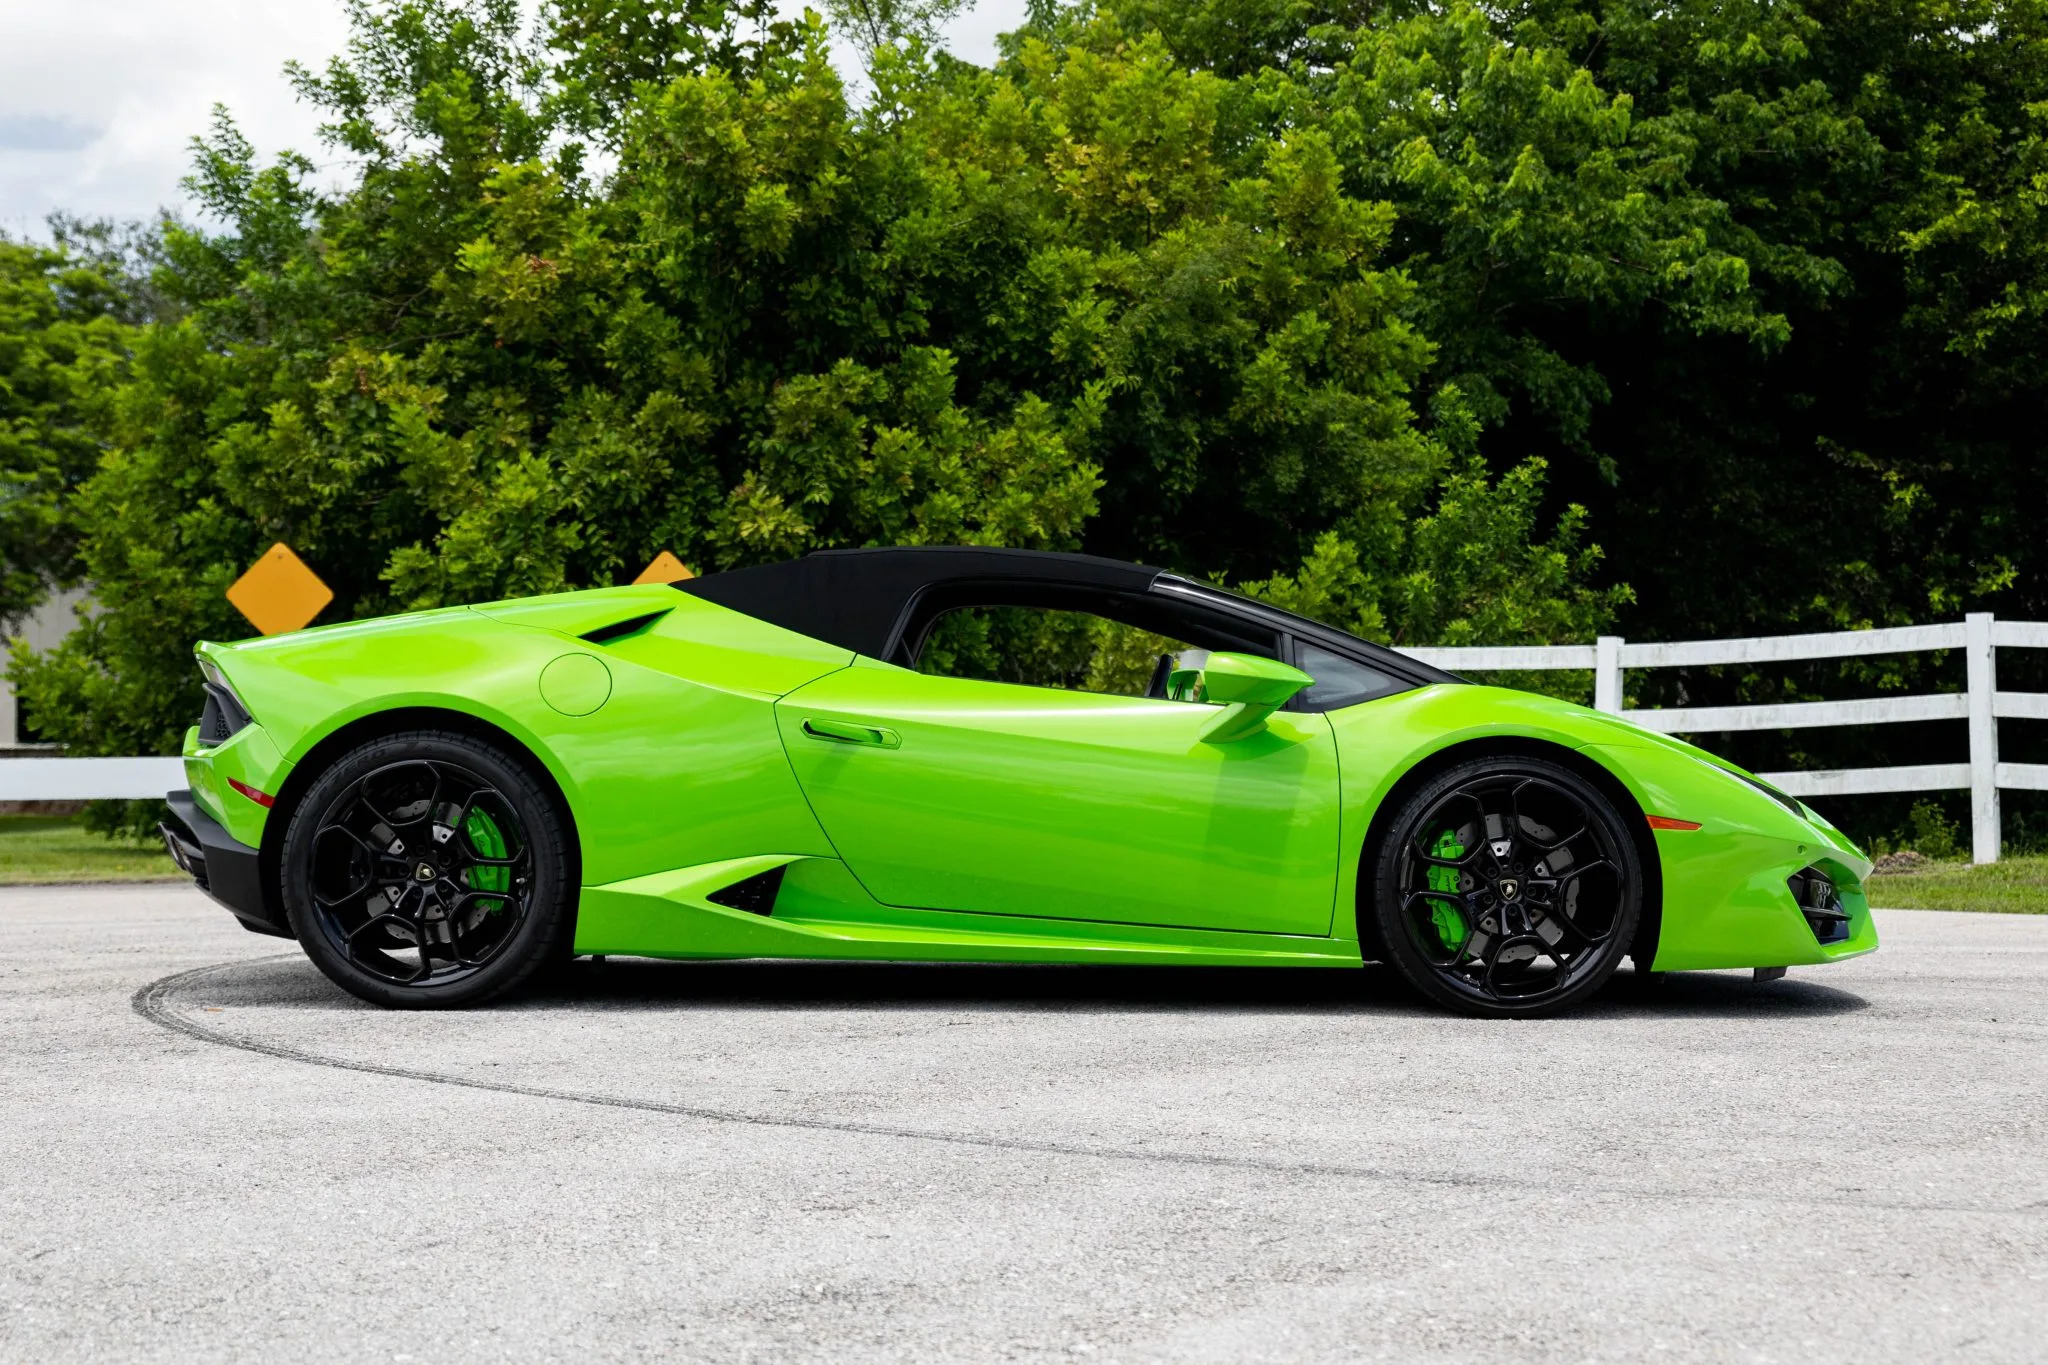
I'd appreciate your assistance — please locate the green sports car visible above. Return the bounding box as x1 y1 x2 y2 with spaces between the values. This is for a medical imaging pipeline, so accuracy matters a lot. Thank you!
162 547 1875 1017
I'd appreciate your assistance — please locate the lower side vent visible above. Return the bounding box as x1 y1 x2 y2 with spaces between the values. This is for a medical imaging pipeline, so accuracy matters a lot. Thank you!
1788 867 1852 945
706 865 787 916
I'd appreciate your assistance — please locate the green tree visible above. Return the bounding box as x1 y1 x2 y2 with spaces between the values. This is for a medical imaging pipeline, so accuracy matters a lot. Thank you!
11 0 1625 809
0 227 140 627
823 0 977 68
1085 0 2048 843
1107 0 2048 644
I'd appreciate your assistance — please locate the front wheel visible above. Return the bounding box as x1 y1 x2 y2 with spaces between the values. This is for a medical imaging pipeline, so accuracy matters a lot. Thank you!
1370 757 1642 1018
281 730 576 1009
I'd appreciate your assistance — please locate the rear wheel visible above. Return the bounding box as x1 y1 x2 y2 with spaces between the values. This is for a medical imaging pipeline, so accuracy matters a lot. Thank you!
281 730 575 1009
1371 756 1641 1018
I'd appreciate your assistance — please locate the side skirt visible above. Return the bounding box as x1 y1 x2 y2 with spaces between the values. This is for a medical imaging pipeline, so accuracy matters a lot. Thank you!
573 855 1362 969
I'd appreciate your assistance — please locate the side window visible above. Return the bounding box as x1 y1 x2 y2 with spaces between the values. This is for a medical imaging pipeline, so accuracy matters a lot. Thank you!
916 606 1192 698
1295 643 1401 710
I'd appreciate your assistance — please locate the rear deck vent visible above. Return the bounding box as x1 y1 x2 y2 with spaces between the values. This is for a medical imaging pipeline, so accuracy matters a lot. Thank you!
1788 867 1852 945
706 865 787 916
581 609 672 645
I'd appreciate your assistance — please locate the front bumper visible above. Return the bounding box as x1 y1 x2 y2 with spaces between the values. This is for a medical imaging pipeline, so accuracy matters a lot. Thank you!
1583 741 1877 972
161 789 292 938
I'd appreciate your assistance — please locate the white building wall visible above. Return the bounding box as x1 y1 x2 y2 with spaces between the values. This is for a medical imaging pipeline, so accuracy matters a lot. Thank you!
2 586 88 748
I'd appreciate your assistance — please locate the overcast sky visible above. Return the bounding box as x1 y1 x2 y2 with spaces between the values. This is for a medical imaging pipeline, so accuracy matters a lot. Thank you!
0 1 1028 238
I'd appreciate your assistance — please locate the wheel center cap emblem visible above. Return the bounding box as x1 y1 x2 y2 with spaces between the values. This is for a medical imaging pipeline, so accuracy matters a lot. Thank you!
1497 878 1520 901
415 863 436 882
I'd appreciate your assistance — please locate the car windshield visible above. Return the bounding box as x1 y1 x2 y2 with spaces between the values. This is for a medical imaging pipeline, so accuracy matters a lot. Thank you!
1150 575 1349 638
1150 575 1464 689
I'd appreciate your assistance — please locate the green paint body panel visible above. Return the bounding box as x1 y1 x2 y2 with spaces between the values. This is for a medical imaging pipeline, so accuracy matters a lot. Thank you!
193 589 848 889
1315 687 1875 970
776 657 1341 935
181 585 1876 978
1584 741 1877 969
181 720 284 848
577 855 1359 966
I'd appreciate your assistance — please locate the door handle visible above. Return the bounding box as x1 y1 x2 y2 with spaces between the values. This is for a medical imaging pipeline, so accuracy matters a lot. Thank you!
802 717 902 748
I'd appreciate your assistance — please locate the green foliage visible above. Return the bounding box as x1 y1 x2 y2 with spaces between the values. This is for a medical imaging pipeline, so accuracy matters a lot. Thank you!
12 0 1810 785
1235 451 1628 697
17 0 2047 734
1239 453 1628 649
918 605 1177 695
824 0 978 67
1906 799 1964 862
1105 0 2048 649
13 0 2046 865
11 0 1626 770
0 227 139 625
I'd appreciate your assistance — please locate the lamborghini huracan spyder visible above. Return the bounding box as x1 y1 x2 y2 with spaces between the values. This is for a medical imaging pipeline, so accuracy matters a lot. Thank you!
162 547 1874 1016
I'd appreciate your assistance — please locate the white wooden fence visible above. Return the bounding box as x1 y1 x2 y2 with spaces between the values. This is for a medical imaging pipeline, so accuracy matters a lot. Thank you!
2 613 2041 863
0 755 185 801
1402 612 2048 863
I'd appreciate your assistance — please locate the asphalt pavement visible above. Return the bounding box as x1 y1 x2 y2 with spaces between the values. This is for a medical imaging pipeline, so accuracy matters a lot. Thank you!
2 884 2043 1363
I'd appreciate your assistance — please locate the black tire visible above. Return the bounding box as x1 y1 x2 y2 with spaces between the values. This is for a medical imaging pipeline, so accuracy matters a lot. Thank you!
1369 756 1641 1018
281 729 576 1009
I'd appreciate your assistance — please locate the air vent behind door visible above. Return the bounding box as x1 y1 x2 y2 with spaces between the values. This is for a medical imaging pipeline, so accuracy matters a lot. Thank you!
706 865 788 916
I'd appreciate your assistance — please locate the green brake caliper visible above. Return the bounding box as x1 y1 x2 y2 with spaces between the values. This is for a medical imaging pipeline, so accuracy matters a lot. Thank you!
1425 827 1467 953
463 807 512 912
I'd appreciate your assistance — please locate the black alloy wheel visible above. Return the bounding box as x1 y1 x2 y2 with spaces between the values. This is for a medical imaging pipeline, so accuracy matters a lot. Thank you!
1371 756 1642 1017
281 730 575 1008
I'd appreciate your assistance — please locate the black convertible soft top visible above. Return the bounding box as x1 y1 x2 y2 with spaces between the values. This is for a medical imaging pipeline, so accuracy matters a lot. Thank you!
678 546 1459 689
679 547 1158 658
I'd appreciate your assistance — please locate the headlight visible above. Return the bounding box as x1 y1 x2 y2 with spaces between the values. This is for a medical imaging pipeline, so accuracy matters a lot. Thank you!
1728 767 1807 820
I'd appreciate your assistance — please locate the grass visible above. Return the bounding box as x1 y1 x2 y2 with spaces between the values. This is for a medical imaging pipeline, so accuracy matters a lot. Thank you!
0 815 181 885
1866 854 2048 914
0 809 2042 910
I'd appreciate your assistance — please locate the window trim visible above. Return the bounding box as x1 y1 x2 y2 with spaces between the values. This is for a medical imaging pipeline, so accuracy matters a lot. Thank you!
1147 577 1449 708
886 573 1430 713
889 580 1279 668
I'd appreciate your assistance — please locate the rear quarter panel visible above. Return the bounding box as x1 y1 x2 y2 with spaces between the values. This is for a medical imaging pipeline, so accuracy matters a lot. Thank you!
200 591 852 886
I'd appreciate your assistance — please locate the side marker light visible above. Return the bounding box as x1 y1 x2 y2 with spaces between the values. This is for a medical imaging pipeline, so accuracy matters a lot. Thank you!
1646 816 1702 831
227 778 275 808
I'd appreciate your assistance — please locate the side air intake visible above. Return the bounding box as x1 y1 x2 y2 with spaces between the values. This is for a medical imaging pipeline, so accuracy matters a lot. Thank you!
706 865 787 916
581 609 672 644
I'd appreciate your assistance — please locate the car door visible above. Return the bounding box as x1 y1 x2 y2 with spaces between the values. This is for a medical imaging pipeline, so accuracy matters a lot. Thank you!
774 650 1341 937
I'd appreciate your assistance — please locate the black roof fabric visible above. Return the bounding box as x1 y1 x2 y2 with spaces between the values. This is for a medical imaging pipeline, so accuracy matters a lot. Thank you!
678 547 1161 659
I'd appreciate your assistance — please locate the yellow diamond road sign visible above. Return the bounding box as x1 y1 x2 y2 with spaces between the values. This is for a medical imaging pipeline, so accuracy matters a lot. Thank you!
227 543 334 636
633 551 695 585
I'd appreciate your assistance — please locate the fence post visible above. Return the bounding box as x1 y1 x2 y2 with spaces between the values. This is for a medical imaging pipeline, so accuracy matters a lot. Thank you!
1966 612 2000 864
1594 636 1624 714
